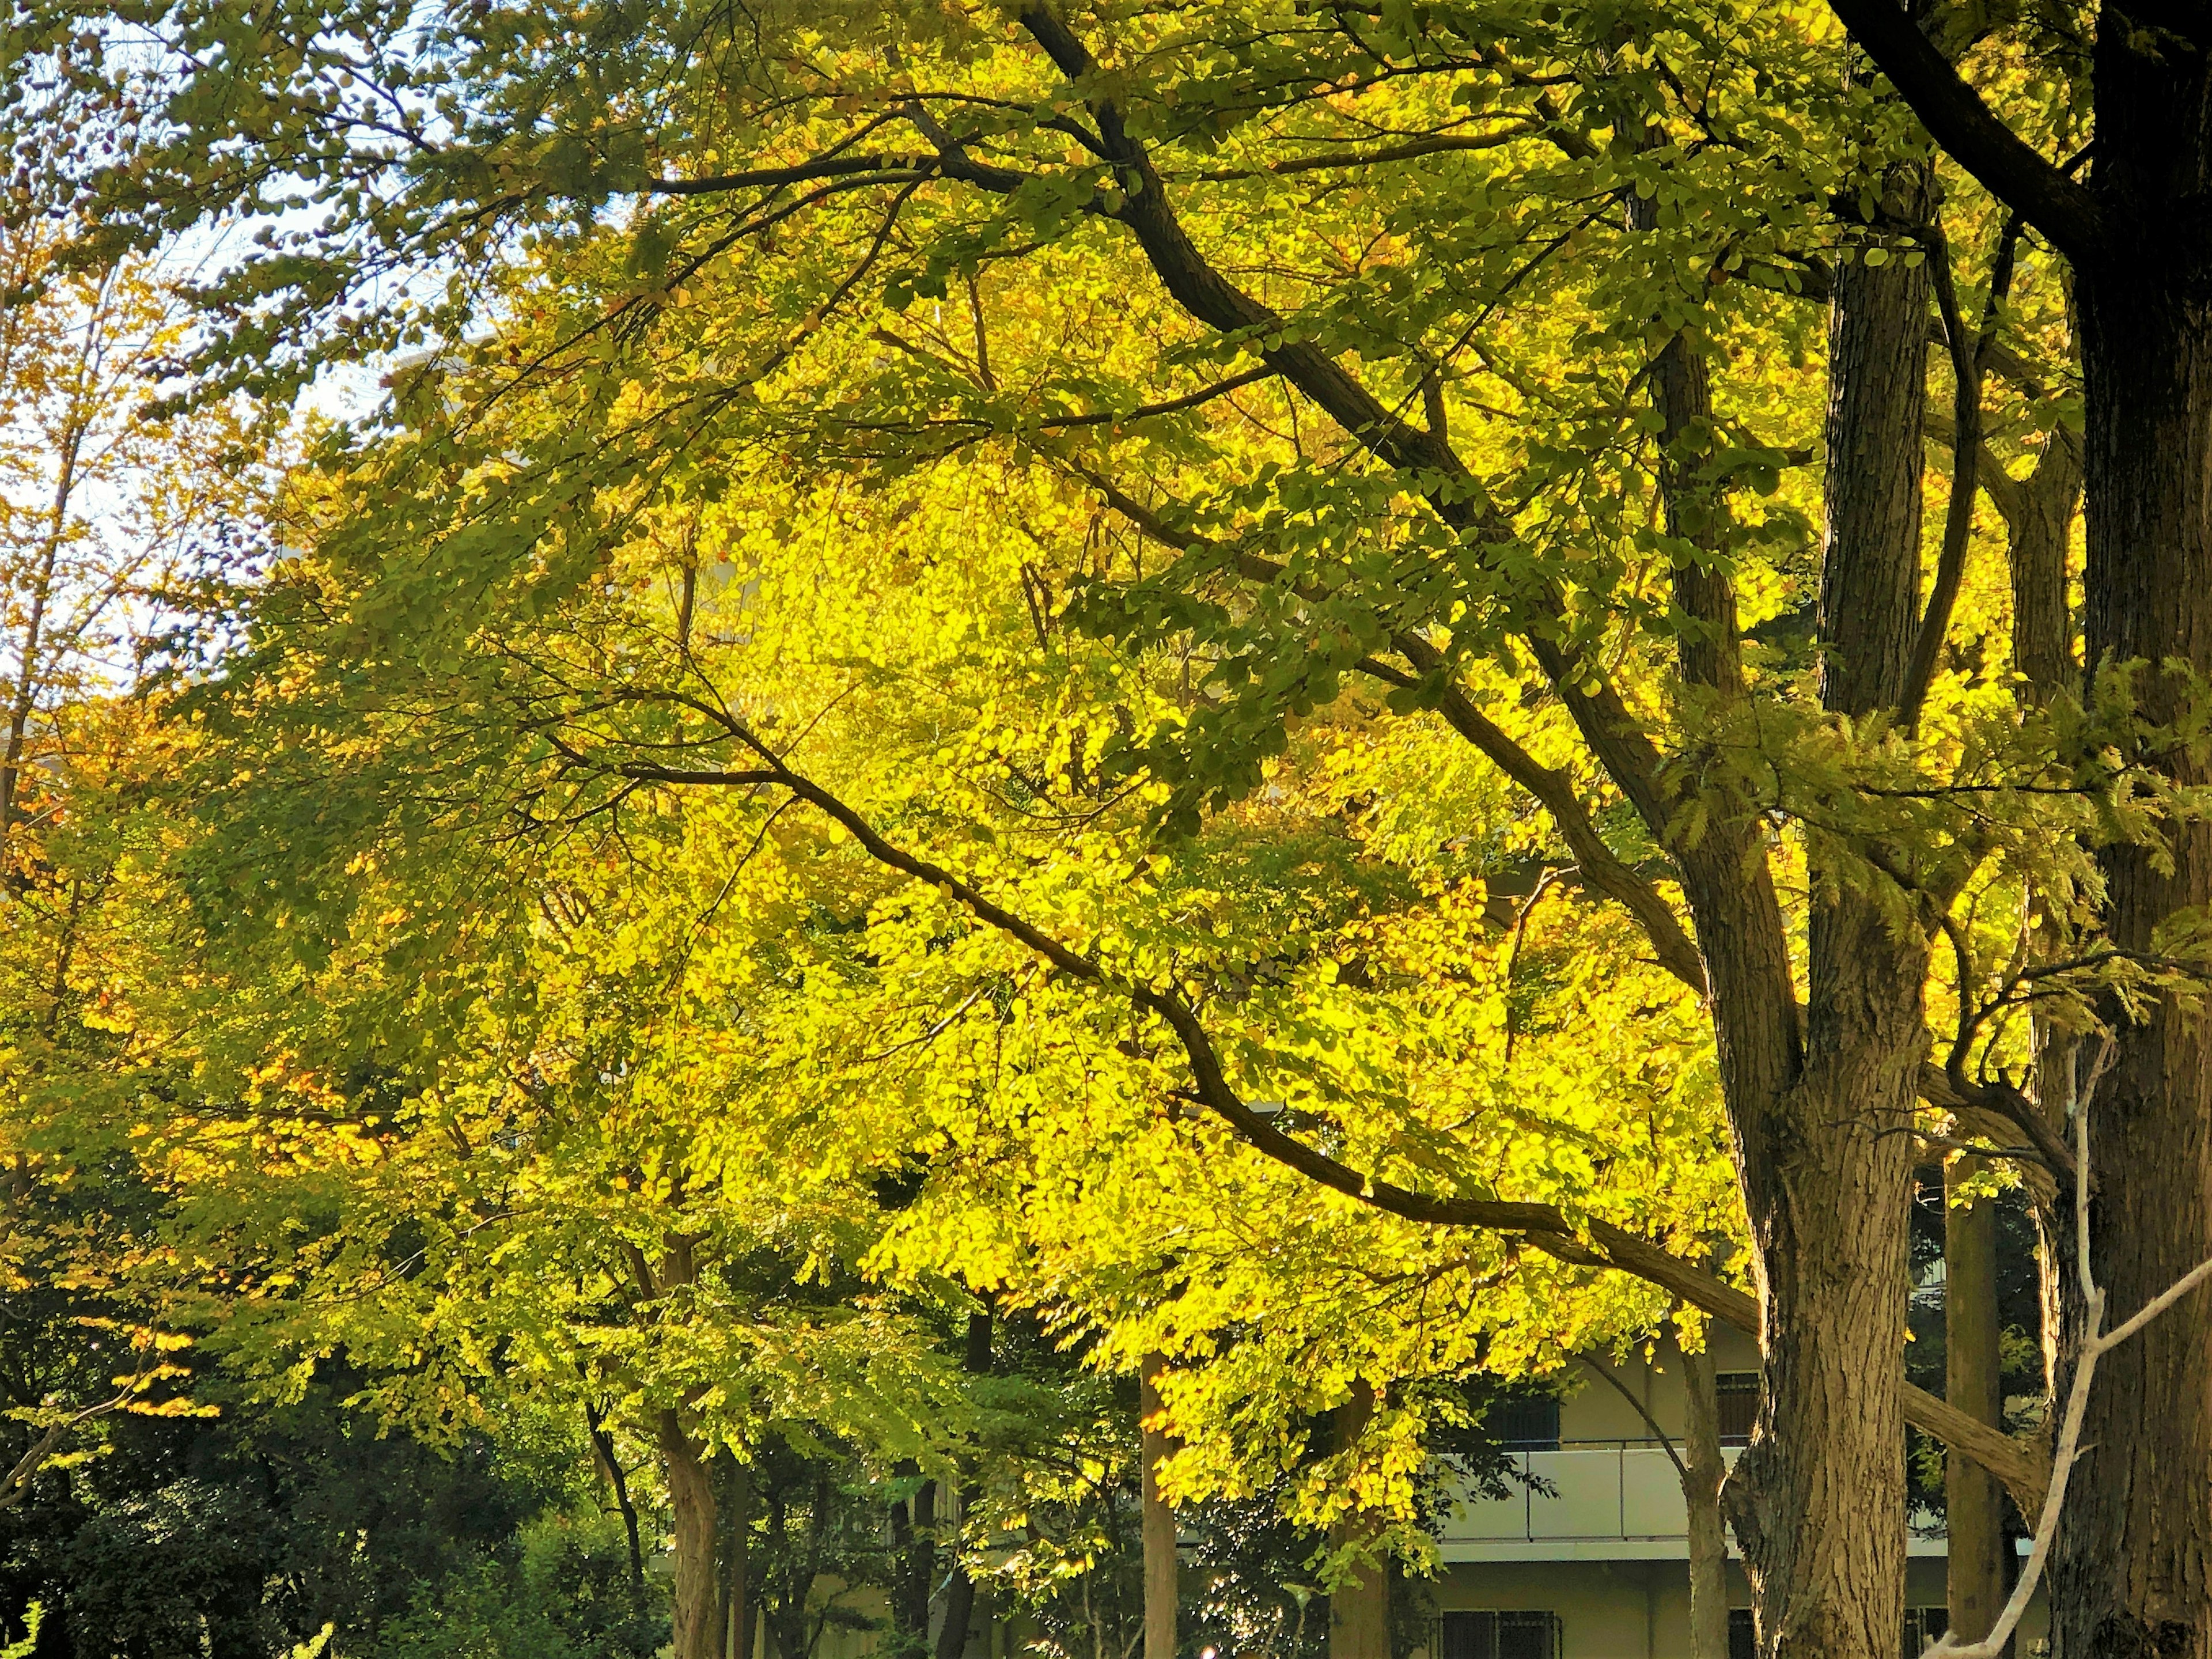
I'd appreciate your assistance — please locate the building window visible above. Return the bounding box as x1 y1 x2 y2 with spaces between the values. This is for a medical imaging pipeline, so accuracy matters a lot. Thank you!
1436 1611 1562 1659
1487 1397 1562 1450
1733 1605 1952 1658
1717 1372 1760 1446
1904 1607 1949 1657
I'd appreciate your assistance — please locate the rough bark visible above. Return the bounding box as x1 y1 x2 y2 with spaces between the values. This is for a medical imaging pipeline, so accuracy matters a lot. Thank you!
2055 20 2212 1654
1140 1353 1177 1659
1328 1382 1388 1659
1679 1334 1732 1659
662 1412 729 1659
1721 161 1931 1659
2008 430 2081 709
1631 165 1744 702
1946 1159 2008 1647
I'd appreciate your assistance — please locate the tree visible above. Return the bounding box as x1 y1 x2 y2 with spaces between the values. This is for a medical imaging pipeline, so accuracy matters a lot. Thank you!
1809 9 2212 1653
14 2 2175 1654
0 222 270 1528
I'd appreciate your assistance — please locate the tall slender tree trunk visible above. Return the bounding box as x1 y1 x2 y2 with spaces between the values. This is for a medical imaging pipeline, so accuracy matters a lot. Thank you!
588 1400 647 1601
719 1452 752 1659
1721 157 1931 1659
1328 1382 1388 1659
2056 24 2212 1654
892 1465 937 1656
1945 1160 2006 1648
1679 1334 1731 1659
2001 415 2078 1659
1139 1353 1176 1659
662 1412 729 1659
937 1311 994 1659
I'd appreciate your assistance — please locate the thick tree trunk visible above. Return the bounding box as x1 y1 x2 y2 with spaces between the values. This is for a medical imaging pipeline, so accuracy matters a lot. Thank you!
2057 25 2212 1653
662 1412 729 1659
1677 1334 1732 1659
1946 1160 2007 1647
1328 1382 1388 1659
1721 164 1931 1659
1140 1353 1176 1659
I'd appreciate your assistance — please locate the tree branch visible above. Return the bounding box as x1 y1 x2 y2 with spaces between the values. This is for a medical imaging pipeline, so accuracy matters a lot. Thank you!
1921 409 2023 532
1014 9 1695 863
1070 468 1707 995
1187 129 1538 181
1934 1046 2212 1658
579 729 2044 1508
1823 0 2100 259
1902 215 2005 728
0 1381 138 1511
1582 1353 1690 1486
649 154 920 195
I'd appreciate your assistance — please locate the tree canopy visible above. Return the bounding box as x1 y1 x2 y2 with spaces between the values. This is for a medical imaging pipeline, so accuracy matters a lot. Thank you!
2 1 2210 1657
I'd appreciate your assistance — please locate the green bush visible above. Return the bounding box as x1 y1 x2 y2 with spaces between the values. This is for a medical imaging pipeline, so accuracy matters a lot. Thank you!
364 1511 665 1659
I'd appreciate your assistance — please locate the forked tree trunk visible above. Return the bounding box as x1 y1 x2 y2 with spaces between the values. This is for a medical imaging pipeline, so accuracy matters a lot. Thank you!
1631 130 1932 1659
1720 159 1931 1659
1140 1354 1176 1659
2056 25 2212 1654
662 1412 729 1659
1328 1382 1388 1659
1945 1160 2006 1648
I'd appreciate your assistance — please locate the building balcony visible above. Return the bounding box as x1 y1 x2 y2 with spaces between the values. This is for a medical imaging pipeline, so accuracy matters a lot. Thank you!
1439 1442 1950 1562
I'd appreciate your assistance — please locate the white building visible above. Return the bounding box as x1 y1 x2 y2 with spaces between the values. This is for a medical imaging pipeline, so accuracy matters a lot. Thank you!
1426 1324 2041 1659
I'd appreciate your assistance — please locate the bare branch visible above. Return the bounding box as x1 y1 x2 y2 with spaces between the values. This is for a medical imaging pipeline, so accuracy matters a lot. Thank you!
1933 1039 2212 1659
0 1380 139 1511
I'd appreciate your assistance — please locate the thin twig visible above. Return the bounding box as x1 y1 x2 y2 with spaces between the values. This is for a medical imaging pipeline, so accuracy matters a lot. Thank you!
1933 1036 2212 1659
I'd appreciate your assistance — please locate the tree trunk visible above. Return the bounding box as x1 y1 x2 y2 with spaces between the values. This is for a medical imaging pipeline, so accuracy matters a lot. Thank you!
938 1312 995 1659
1945 1159 2007 1649
2008 431 2081 709
2056 26 2212 1653
720 1452 752 1659
588 1400 647 1601
1140 1353 1177 1659
662 1412 729 1659
892 1465 937 1656
936 1540 978 1659
1721 158 1931 1659
1679 1333 1731 1659
1328 1382 1388 1659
